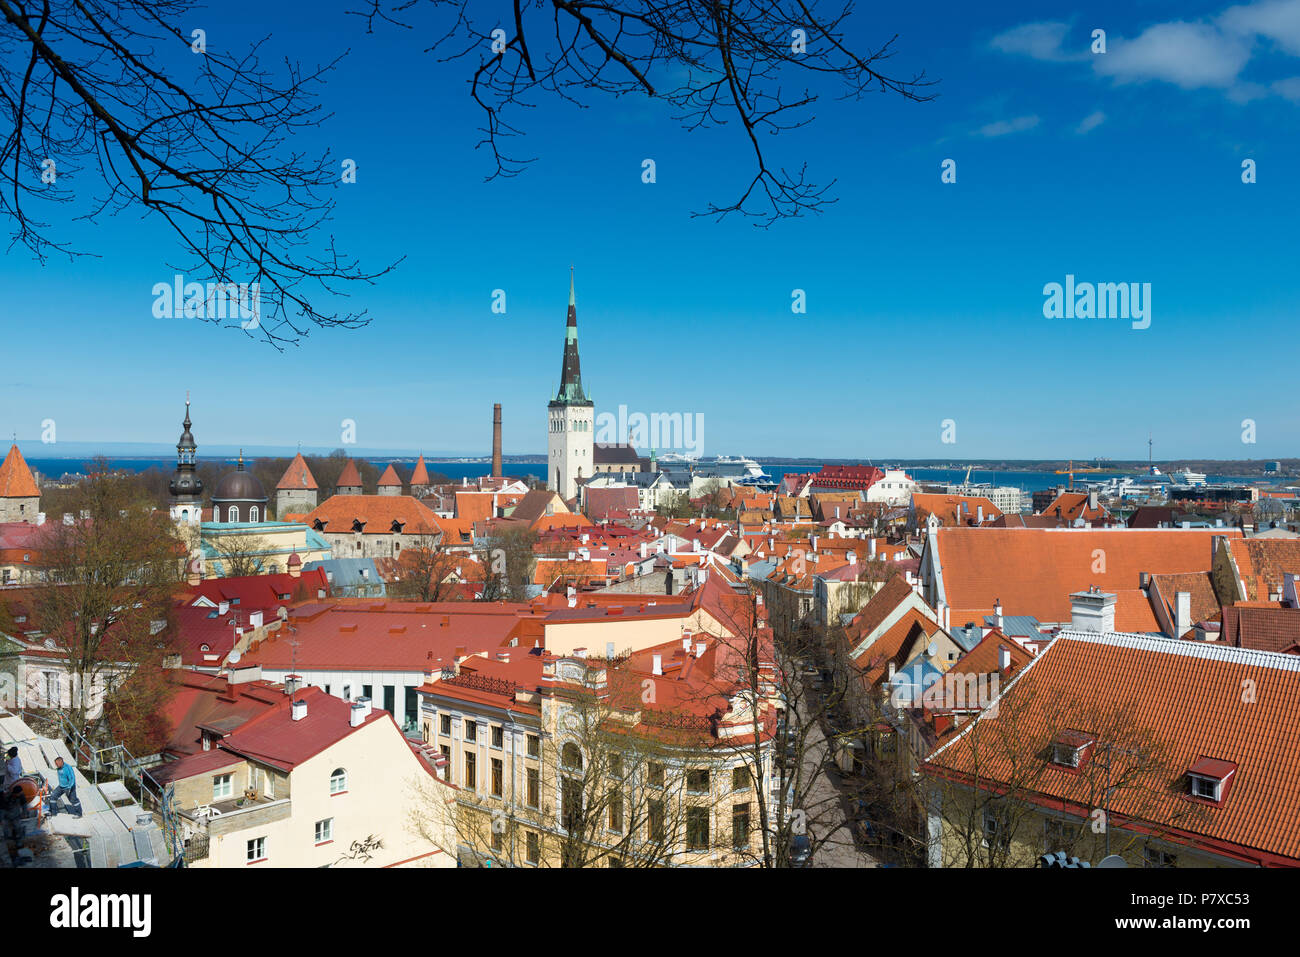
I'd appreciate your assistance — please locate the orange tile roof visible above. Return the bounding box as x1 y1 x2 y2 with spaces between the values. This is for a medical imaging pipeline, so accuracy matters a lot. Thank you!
925 631 1300 865
933 527 1239 630
1041 491 1110 522
410 455 431 487
302 495 441 536
455 491 495 523
1150 572 1220 629
913 493 1001 526
336 458 363 488
1229 538 1300 602
0 445 39 498
378 463 403 487
276 452 318 491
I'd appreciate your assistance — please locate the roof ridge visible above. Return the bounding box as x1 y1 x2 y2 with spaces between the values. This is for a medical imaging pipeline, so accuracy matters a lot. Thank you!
1057 628 1300 671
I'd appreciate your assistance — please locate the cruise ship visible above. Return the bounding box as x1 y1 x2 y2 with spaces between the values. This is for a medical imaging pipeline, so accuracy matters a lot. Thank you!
657 454 776 490
1171 469 1207 486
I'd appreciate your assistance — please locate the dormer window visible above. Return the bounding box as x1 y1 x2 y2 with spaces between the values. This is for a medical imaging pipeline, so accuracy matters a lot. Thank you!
1187 757 1236 804
1050 730 1095 768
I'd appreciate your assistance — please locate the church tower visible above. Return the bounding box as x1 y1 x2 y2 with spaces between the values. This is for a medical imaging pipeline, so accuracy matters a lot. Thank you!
168 396 203 524
547 270 594 501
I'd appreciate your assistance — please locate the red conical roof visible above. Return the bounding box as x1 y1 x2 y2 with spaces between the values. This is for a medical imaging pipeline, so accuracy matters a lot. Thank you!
378 463 403 487
0 445 39 498
277 452 319 491
336 458 363 488
410 455 430 487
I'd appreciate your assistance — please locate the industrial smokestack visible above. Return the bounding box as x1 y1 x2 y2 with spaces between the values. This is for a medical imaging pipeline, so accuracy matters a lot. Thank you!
492 403 503 478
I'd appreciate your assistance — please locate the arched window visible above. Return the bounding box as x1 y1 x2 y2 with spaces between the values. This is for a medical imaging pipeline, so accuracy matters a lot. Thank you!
561 743 583 771
249 506 260 523
227 505 239 522
330 768 347 795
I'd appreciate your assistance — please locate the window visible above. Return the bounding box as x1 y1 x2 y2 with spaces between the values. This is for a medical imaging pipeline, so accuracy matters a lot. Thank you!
608 788 623 833
686 807 710 851
491 758 503 797
648 762 666 788
1044 819 1078 852
491 725 504 749
363 684 373 701
246 837 266 863
342 685 351 701
562 777 584 828
491 826 504 852
1144 846 1178 868
465 752 477 791
982 809 1009 852
465 720 477 743
527 767 540 808
732 767 751 791
1190 775 1221 801
732 803 751 848
249 506 260 523
441 714 452 736
527 735 540 758
525 831 540 864
314 818 333 844
608 754 623 779
562 743 582 771
686 769 710 793
213 774 233 801
227 506 238 522
329 768 347 795
648 799 666 843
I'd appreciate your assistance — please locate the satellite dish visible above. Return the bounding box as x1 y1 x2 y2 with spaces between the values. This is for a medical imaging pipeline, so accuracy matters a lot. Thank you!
1097 854 1128 868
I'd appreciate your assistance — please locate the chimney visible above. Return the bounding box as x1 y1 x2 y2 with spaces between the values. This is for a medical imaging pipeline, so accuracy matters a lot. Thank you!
284 674 302 695
249 610 264 629
218 601 230 616
977 505 984 524
492 403 503 478
993 601 1003 629
1069 587 1116 634
998 646 1011 672
63 512 74 525
847 551 857 565
350 700 368 727
1089 491 1099 512
869 538 877 558
291 698 308 721
694 640 706 658
652 654 663 676
1175 591 1192 639
639 542 647 559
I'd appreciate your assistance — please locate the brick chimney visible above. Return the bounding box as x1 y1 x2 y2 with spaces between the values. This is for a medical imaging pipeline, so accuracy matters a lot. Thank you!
492 403 503 478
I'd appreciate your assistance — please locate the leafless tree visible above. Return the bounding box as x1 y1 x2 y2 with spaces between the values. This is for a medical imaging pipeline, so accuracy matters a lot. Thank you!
355 0 935 225
0 0 393 347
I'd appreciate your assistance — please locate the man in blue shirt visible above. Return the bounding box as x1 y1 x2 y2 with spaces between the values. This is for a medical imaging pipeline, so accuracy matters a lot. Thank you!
48 757 82 818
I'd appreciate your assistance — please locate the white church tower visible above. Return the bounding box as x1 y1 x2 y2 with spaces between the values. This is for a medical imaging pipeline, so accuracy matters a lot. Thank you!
547 270 594 502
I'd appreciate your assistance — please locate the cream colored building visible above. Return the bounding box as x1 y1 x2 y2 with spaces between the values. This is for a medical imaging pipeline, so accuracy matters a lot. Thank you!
156 684 456 868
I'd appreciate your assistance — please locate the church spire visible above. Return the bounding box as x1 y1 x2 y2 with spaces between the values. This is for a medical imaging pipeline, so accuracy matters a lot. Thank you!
554 268 591 406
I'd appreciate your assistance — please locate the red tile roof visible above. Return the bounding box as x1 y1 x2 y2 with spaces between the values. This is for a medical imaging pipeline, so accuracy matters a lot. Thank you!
913 493 1002 526
932 527 1239 631
336 458 363 488
925 631 1300 865
276 453 319 491
1219 605 1300 654
410 455 431 487
378 463 403 487
0 445 39 498
1228 539 1300 602
217 685 387 771
303 495 441 536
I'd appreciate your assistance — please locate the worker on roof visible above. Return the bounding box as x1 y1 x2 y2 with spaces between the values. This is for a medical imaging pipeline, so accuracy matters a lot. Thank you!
47 756 82 819
0 747 20 810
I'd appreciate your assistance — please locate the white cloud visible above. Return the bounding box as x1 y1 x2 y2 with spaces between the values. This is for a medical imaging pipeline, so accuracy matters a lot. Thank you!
1093 21 1252 88
1272 75 1300 98
990 22 1085 62
1220 0 1300 55
976 115 1040 137
1075 110 1107 133
993 1 1300 105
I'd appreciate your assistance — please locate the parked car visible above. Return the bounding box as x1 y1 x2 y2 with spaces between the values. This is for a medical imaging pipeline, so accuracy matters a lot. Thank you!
790 833 812 867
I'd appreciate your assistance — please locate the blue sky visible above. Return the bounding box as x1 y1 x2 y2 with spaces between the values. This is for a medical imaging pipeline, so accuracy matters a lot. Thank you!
3 0 1298 460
